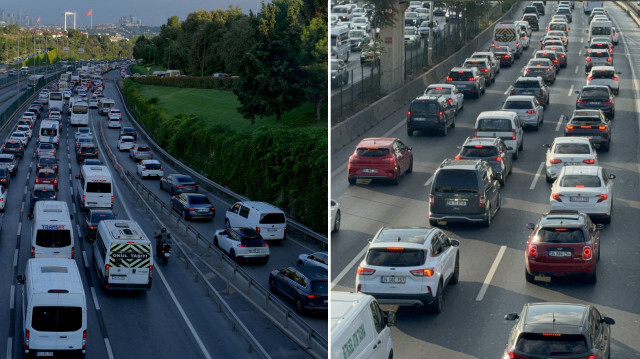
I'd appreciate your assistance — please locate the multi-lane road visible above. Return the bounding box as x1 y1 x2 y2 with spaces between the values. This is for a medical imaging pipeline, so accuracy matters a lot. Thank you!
0 68 327 358
331 2 640 358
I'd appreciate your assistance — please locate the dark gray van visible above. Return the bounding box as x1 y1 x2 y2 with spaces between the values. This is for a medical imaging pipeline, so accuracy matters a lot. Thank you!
407 95 456 136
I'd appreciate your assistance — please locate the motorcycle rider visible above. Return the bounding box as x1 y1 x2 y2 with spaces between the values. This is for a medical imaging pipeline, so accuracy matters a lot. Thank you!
154 227 172 255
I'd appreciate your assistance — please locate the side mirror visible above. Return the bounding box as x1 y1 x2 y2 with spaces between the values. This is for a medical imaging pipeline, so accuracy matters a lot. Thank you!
16 275 24 284
69 214 73 220
75 174 81 179
385 310 396 327
407 146 412 151
505 313 519 321
602 317 615 325
609 174 616 179
526 223 535 230
596 224 605 230
450 239 460 247
542 144 550 148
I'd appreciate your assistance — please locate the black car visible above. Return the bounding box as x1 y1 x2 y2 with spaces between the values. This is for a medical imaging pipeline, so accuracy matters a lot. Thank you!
0 167 10 187
523 6 539 16
83 209 115 241
2 140 24 159
76 143 99 162
428 159 501 227
455 137 512 186
531 1 545 15
36 156 59 173
575 85 615 119
504 303 614 358
511 76 550 106
564 109 611 151
407 95 456 136
30 184 57 213
522 14 539 31
269 266 328 315
160 174 199 195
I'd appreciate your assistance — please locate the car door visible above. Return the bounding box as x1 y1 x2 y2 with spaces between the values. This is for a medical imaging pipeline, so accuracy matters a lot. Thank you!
237 205 251 228
533 98 543 121
221 229 236 254
369 301 392 359
279 268 299 300
482 167 500 209
160 175 170 190
429 236 446 280
514 117 524 147
435 233 454 281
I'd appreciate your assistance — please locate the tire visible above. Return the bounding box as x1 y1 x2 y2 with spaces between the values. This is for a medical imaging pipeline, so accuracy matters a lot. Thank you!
518 139 524 151
295 298 305 315
429 281 443 314
297 260 304 267
525 270 535 283
230 249 237 262
449 255 459 285
348 177 356 185
451 116 455 128
390 171 399 185
602 214 611 224
407 158 413 173
512 147 519 160
407 129 413 137
546 174 553 183
499 177 505 187
429 219 438 227
601 142 610 152
269 279 277 293
482 204 492 227
213 236 219 247
585 267 597 284
332 210 341 233
441 123 448 136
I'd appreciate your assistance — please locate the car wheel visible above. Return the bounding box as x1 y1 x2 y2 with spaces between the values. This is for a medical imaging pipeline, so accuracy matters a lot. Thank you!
429 281 443 314
390 169 400 185
332 210 341 233
429 219 438 227
451 116 455 128
182 210 189 220
230 249 238 261
348 177 356 185
525 270 535 283
407 129 413 137
482 204 492 227
512 147 519 160
601 142 610 152
546 174 553 183
213 236 219 248
441 123 448 136
269 279 277 293
518 138 524 151
407 158 413 173
295 298 306 315
602 214 611 224
499 177 505 187
449 255 459 285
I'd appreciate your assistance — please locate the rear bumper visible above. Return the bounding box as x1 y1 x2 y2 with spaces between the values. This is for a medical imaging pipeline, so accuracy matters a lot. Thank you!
527 260 595 277
26 349 85 358
359 291 435 307
407 119 447 131
429 211 486 223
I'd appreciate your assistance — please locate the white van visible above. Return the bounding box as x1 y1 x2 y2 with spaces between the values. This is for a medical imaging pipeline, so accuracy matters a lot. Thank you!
225 201 287 242
31 201 75 259
331 292 395 359
38 120 60 146
93 220 153 290
17 258 87 358
98 98 116 116
77 165 113 210
473 111 524 160
492 22 523 59
589 20 613 43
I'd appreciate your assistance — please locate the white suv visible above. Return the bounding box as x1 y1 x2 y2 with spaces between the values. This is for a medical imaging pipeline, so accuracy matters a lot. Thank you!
356 227 460 314
550 166 615 223
225 201 287 242
544 137 598 182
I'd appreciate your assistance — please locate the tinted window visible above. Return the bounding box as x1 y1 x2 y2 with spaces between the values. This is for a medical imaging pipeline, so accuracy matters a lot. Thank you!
177 176 194 183
41 128 58 136
559 175 601 187
536 227 585 243
33 190 56 199
570 117 602 124
90 212 115 222
504 101 533 110
514 81 540 89
460 146 498 157
138 146 151 151
240 237 265 247
411 102 439 115
38 172 56 179
554 143 591 154
581 89 609 99
433 170 479 193
260 212 286 224
0 158 12 164
188 196 210 205
31 306 82 332
86 182 112 193
356 147 389 157
35 230 72 247
477 118 512 132
448 72 474 81
144 163 162 170
366 248 425 267
515 333 588 355
311 280 328 294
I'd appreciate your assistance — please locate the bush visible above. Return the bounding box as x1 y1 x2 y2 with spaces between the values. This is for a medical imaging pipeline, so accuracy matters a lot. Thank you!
131 76 238 91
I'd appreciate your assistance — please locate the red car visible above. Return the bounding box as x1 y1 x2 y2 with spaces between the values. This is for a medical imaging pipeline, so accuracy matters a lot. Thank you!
525 210 602 284
347 137 413 185
35 169 58 190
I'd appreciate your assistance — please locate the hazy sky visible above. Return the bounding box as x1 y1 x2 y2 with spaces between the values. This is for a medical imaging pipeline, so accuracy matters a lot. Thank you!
3 0 263 26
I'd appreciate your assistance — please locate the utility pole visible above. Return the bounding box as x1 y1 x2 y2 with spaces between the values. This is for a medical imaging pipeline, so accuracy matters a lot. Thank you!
428 0 433 65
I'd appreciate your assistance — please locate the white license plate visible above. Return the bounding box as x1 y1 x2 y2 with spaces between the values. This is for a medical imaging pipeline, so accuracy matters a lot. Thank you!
564 162 580 166
446 200 467 206
111 275 126 280
362 169 378 173
412 117 426 121
36 352 54 357
248 249 260 253
268 228 278 232
534 275 551 283
589 102 600 104
197 209 209 213
548 251 572 257
381 276 406 284
570 196 589 202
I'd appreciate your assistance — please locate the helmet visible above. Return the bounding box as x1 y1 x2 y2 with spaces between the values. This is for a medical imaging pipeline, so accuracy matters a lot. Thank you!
161 227 167 234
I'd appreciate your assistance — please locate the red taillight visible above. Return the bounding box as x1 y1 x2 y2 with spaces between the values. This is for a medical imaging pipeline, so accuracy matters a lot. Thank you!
308 294 320 299
583 159 595 164
255 226 260 233
552 193 562 202
586 58 591 62
468 77 476 81
357 267 375 275
72 246 74 259
82 330 87 349
446 77 453 81
602 100 613 104
479 196 486 207
607 57 612 62
526 110 536 114
489 156 503 162
580 125 592 129
528 245 537 258
511 129 517 140
597 194 608 202
553 59 558 63
598 126 607 130
410 268 434 276
25 329 30 348
111 196 114 203
429 194 434 206
503 54 510 58
577 100 585 104
447 98 453 103
482 68 489 72
566 125 574 130
454 155 462 160
613 77 619 81
587 77 593 81
31 246 35 257
583 246 593 260
89 226 97 230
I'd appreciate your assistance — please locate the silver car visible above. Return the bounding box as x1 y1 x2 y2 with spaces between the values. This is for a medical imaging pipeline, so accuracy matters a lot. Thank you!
524 58 556 84
129 144 153 161
501 95 544 130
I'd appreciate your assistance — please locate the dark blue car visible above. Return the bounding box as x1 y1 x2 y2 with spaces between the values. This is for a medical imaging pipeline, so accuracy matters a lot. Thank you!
269 266 328 315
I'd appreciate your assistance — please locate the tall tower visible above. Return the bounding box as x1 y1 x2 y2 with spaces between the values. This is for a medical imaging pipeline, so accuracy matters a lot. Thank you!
64 11 77 32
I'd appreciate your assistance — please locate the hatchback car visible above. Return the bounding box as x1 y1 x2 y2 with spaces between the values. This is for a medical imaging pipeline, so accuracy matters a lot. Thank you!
171 193 215 221
0 167 10 187
533 50 560 71
76 143 99 163
159 174 199 194
347 138 413 185
587 66 619 95
129 144 153 161
524 58 556 84
83 209 115 241
88 99 99 108
585 49 613 74
489 45 515 67
501 95 544 130
462 58 495 86
297 251 328 271
75 127 92 141
525 211 602 283
36 156 59 173
575 85 615 118
503 303 614 358
406 95 456 136
119 127 137 140
356 227 460 314
35 169 58 189
16 125 32 140
563 110 611 151
550 166 615 223
544 137 598 182
445 67 486 98
9 132 28 146
543 45 567 68
0 154 18 176
511 76 549 106
269 266 328 315
117 136 136 151
213 227 269 264
30 184 57 213
3 140 24 159
423 84 464 113
137 159 164 179
455 137 512 186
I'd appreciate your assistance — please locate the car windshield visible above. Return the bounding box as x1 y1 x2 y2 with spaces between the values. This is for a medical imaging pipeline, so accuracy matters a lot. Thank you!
366 247 425 267
433 170 479 193
411 102 439 115
515 333 588 355
504 101 533 110
559 175 601 187
448 72 473 81
311 280 328 294
477 118 512 132
460 146 498 157
554 143 591 154
355 148 390 157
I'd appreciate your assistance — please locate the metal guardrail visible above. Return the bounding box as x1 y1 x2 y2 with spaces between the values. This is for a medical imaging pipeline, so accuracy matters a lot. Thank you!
108 76 328 248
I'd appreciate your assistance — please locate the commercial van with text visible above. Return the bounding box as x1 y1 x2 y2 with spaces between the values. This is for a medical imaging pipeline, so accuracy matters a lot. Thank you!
77 165 113 210
31 200 75 259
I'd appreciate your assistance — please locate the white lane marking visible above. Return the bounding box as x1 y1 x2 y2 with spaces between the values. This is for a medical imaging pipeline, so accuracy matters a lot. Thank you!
331 120 406 179
581 37 584 43
423 174 435 187
155 266 213 359
476 245 507 301
332 244 368 289
104 338 115 359
504 85 513 95
23 187 26 196
90 287 100 310
73 203 77 214
13 249 18 267
578 49 582 56
567 84 574 96
25 172 29 181
574 65 579 74
82 251 89 267
9 285 14 309
555 115 565 132
530 162 545 190
6 337 12 359
17 223 21 237
20 202 24 213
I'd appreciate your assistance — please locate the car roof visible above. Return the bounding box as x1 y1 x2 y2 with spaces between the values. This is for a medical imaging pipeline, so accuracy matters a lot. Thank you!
552 136 592 144
357 137 396 147
427 84 455 89
120 136 134 140
295 265 328 279
520 303 589 335
571 109 603 118
515 76 543 83
0 154 14 159
590 65 615 71
505 95 535 101
37 168 55 174
141 159 160 165
439 158 483 170
477 110 518 119
560 165 601 176
463 137 500 146
538 210 587 227
581 85 610 91
369 227 435 248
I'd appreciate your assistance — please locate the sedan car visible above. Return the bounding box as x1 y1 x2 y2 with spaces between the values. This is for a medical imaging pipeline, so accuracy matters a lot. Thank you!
0 154 18 176
550 166 614 223
213 227 269 264
564 109 611 151
543 45 567 68
501 95 544 130
137 159 164 179
36 156 59 173
269 266 328 315
575 85 615 118
129 144 153 161
171 193 215 221
544 136 598 182
445 67 486 97
108 108 122 120
455 136 513 186
35 169 58 189
119 127 137 140
587 66 619 95
9 132 28 146
297 251 328 271
30 184 56 213
16 125 32 139
76 143 99 163
83 209 115 241
3 140 24 159
117 136 136 151
159 174 199 195
488 45 514 67
533 50 560 71
423 84 464 113
347 137 413 185
74 127 92 141
523 58 556 84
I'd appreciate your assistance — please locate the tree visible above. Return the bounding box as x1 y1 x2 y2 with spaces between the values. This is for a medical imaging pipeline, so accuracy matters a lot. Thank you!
132 36 152 61
298 17 327 122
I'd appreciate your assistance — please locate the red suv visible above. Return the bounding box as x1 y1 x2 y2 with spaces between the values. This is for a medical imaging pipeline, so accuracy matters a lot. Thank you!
35 169 59 190
525 210 602 284
347 137 413 185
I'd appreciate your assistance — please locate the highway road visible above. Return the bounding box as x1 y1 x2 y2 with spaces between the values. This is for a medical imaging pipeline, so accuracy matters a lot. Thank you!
331 2 640 358
0 67 327 358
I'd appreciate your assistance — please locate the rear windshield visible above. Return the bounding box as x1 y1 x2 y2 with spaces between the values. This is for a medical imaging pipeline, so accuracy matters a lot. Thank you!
570 117 601 124
90 212 115 222
39 158 56 164
188 196 210 205
145 163 162 170
425 88 450 96
241 237 266 247
514 81 540 88
460 146 498 157
38 172 56 179
366 247 425 267
121 138 134 143
32 306 82 332
86 182 112 193
515 333 588 355
476 118 513 132
448 72 474 81
559 175 601 187
590 70 614 79
138 146 151 151
34 190 56 199
537 227 586 243
581 89 609 99
410 102 439 115
464 61 486 68
5 142 20 148
589 51 609 57
433 170 479 193
260 212 286 224
0 158 12 163
35 229 72 247
311 280 328 294
554 143 591 154
355 148 390 157
549 23 565 30
504 101 533 110
177 176 194 183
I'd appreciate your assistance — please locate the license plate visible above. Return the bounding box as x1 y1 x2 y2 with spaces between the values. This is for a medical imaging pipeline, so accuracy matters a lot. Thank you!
457 85 468 89
363 169 378 173
111 275 126 280
570 196 589 202
446 199 467 206
564 162 580 166
197 209 209 213
522 91 533 94
534 275 551 283
36 352 54 357
249 249 260 253
589 102 600 104
381 276 406 284
268 228 278 232
548 251 572 257
412 117 426 121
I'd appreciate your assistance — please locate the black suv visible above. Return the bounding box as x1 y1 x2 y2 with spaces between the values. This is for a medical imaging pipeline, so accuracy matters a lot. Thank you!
76 144 98 163
531 1 545 15
504 302 614 358
575 85 615 119
455 137 512 186
407 95 456 136
563 109 611 151
429 159 501 227
2 140 24 159
511 76 549 106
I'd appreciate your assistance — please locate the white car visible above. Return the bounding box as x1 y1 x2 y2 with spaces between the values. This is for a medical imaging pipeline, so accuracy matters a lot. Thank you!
331 199 340 233
16 125 32 139
108 109 122 120
550 166 615 223
500 95 544 130
63 90 71 99
117 136 135 151
108 118 121 128
423 84 464 113
9 132 28 146
75 127 92 141
88 99 99 108
612 27 619 45
356 227 460 314
136 159 164 178
297 251 328 270
0 185 6 211
587 66 619 95
213 227 270 263
49 110 62 122
544 137 598 182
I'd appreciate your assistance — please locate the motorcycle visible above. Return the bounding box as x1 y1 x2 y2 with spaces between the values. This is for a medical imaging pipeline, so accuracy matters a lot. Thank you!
154 233 172 265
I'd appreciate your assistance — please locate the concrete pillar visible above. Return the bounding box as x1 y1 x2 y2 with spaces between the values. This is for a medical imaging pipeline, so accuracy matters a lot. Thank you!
380 0 409 94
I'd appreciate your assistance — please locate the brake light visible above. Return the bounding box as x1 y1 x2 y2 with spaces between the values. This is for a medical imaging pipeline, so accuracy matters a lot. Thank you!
429 194 434 206
473 129 478 137
597 194 608 202
566 125 574 130
598 126 607 130
149 265 153 279
482 68 489 72
583 159 595 164
447 98 453 103
479 196 486 207
446 77 453 81
511 129 517 140
503 54 510 58
25 329 29 348
582 246 593 260
587 77 593 81
553 59 558 63
526 110 536 114
454 155 462 160
528 244 537 258
552 193 562 202
410 268 434 276
72 246 74 259
613 77 619 81
516 43 520 47
586 57 591 62
111 196 114 203
602 100 613 104
357 267 376 275
577 100 585 104
607 58 612 62
31 246 35 257
82 330 87 349
468 77 476 81
525 68 530 72
489 156 503 162
580 125 592 129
